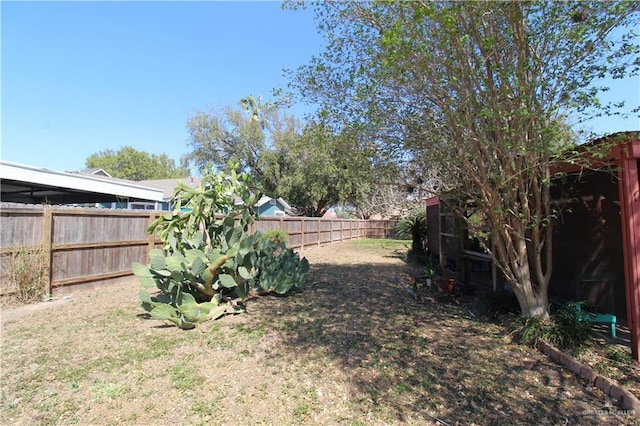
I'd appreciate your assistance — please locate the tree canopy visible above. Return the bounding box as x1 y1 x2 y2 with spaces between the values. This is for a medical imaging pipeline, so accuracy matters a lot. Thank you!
85 146 189 181
289 1 640 317
183 99 393 217
183 99 296 194
279 120 379 217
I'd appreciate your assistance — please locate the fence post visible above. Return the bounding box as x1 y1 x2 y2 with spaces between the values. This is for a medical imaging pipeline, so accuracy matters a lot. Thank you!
42 207 53 297
301 217 305 250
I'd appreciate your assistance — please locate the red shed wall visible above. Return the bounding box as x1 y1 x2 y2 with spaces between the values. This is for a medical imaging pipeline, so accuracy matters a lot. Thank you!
549 170 626 318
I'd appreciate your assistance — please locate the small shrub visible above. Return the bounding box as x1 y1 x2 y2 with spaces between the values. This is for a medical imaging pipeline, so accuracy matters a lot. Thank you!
6 246 48 303
513 303 592 349
260 229 289 256
260 229 289 249
514 316 546 346
553 302 592 346
395 212 427 256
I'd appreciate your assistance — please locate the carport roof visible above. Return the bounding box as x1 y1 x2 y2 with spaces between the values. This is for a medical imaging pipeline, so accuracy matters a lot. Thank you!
0 161 164 204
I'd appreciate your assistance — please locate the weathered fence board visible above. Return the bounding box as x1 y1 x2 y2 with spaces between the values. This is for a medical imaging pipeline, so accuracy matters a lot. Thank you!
52 212 151 244
0 204 397 294
0 209 44 249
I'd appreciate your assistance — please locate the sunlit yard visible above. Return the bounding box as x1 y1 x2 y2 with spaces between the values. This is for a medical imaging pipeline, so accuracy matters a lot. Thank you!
1 240 637 425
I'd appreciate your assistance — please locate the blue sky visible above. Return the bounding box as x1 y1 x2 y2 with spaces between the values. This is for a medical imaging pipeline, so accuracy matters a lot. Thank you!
1 1 324 172
1 1 639 174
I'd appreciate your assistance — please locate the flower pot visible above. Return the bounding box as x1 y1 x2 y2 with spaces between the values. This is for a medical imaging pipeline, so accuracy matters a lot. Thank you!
439 278 455 293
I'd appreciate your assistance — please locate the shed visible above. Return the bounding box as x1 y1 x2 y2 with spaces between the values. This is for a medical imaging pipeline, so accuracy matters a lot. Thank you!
424 132 640 361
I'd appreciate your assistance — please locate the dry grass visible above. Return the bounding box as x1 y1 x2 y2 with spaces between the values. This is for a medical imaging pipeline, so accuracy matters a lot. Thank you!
0 239 638 425
3 246 48 302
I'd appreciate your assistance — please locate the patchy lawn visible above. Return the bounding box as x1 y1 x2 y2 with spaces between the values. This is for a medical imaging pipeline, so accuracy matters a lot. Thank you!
1 239 638 425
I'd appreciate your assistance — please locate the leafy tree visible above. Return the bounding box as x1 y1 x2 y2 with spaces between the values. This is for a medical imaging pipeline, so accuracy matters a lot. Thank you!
85 146 188 180
278 120 379 217
184 98 387 217
183 98 299 194
290 1 639 317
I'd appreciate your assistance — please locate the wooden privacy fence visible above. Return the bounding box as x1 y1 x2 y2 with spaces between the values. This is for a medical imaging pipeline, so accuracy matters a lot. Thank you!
0 204 398 295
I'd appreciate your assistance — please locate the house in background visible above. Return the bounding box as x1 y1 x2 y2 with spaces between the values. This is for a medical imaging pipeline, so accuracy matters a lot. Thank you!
255 195 291 217
106 176 292 217
66 169 175 210
81 168 112 178
136 177 203 211
323 207 338 219
136 178 293 217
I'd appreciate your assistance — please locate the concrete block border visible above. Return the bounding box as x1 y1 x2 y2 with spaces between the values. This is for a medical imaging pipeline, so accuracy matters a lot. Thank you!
537 340 640 418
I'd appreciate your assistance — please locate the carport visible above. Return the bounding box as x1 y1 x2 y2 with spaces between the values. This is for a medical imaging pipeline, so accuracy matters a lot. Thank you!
0 161 163 205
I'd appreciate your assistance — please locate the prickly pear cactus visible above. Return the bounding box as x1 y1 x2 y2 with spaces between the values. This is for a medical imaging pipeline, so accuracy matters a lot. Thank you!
250 236 310 295
133 166 310 329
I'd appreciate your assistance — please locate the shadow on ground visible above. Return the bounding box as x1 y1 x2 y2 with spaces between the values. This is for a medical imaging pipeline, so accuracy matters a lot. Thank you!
253 259 620 425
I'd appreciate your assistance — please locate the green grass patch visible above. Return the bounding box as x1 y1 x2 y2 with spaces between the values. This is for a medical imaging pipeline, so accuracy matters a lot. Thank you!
171 362 206 391
191 399 219 417
205 322 267 350
349 238 411 249
127 335 185 361
90 380 124 401
293 403 311 421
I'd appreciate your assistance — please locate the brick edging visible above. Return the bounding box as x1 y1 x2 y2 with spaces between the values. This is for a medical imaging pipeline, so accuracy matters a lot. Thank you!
537 340 640 417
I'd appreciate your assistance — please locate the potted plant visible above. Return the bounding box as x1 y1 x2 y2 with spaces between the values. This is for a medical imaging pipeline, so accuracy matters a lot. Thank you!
439 273 455 293
425 256 442 288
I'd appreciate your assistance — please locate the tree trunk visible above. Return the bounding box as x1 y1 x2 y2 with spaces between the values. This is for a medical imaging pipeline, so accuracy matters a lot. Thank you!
512 281 549 319
492 218 551 319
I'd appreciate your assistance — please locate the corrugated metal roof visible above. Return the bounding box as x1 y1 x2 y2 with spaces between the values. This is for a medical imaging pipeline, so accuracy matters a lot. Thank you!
0 161 164 204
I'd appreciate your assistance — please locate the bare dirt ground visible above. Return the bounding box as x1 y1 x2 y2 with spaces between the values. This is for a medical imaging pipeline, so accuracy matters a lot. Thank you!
1 239 638 425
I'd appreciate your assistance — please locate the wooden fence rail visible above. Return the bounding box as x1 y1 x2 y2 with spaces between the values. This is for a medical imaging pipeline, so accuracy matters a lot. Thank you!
0 204 398 295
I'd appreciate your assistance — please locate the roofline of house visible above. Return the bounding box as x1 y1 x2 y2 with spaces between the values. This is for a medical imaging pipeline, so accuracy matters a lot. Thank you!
552 131 640 174
0 160 164 202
